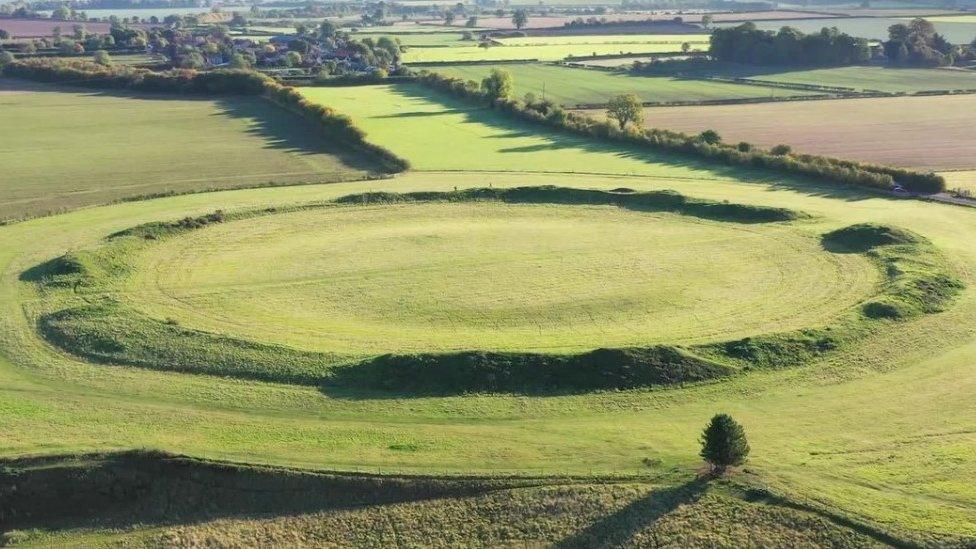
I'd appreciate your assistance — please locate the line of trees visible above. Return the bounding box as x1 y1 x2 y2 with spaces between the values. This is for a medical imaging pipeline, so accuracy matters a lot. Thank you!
712 19 976 68
414 69 944 193
884 18 959 67
710 23 871 66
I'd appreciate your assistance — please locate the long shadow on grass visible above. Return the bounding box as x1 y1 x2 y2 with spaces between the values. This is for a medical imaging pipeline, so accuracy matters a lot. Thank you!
211 97 380 172
385 83 886 203
0 449 537 536
555 477 710 548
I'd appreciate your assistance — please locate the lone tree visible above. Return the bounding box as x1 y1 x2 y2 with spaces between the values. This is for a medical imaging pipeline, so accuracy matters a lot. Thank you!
512 9 528 30
700 413 750 474
481 68 514 101
698 129 721 144
606 93 644 130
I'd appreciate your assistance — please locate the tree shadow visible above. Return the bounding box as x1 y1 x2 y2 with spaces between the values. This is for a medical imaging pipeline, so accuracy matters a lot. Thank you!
211 96 380 172
385 83 887 203
555 477 710 548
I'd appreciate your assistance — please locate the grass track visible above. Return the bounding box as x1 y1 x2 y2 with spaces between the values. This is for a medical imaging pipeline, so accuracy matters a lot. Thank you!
2 171 976 540
0 79 373 221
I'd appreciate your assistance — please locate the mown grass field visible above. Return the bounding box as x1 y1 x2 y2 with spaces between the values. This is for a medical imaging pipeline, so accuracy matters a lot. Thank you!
600 94 976 171
0 80 371 221
431 63 813 106
402 41 704 63
119 201 876 354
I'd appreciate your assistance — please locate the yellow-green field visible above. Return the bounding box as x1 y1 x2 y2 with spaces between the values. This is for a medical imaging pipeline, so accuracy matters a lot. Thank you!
3 78 976 545
402 42 705 63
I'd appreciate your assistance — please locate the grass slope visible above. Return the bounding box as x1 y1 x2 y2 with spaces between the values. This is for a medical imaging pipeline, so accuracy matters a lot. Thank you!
0 451 888 547
0 79 373 221
431 63 814 106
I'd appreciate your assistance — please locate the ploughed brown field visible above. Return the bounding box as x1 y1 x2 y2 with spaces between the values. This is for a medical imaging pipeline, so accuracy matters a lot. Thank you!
0 19 152 38
579 94 976 171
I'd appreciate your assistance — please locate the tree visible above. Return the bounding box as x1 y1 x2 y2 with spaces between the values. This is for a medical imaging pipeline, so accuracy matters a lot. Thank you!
228 52 249 68
701 14 713 29
606 93 643 130
770 144 792 155
466 16 478 28
93 49 112 66
283 50 303 67
444 10 456 25
0 50 14 66
698 129 721 144
512 9 528 30
699 413 749 473
481 68 513 100
681 41 690 53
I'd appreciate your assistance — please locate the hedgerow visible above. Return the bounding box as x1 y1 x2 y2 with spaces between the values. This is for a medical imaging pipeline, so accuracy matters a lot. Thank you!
414 70 945 194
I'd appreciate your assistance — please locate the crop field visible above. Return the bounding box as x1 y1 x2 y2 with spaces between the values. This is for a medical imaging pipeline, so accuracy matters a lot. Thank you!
942 170 976 193
402 41 704 63
600 94 976 171
431 63 814 106
0 81 371 221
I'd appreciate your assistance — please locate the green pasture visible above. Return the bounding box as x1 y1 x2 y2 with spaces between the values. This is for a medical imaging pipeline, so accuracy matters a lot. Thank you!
430 63 814 106
298 83 741 177
119 202 875 355
3 170 976 542
0 80 371 222
3 72 976 545
402 41 703 63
